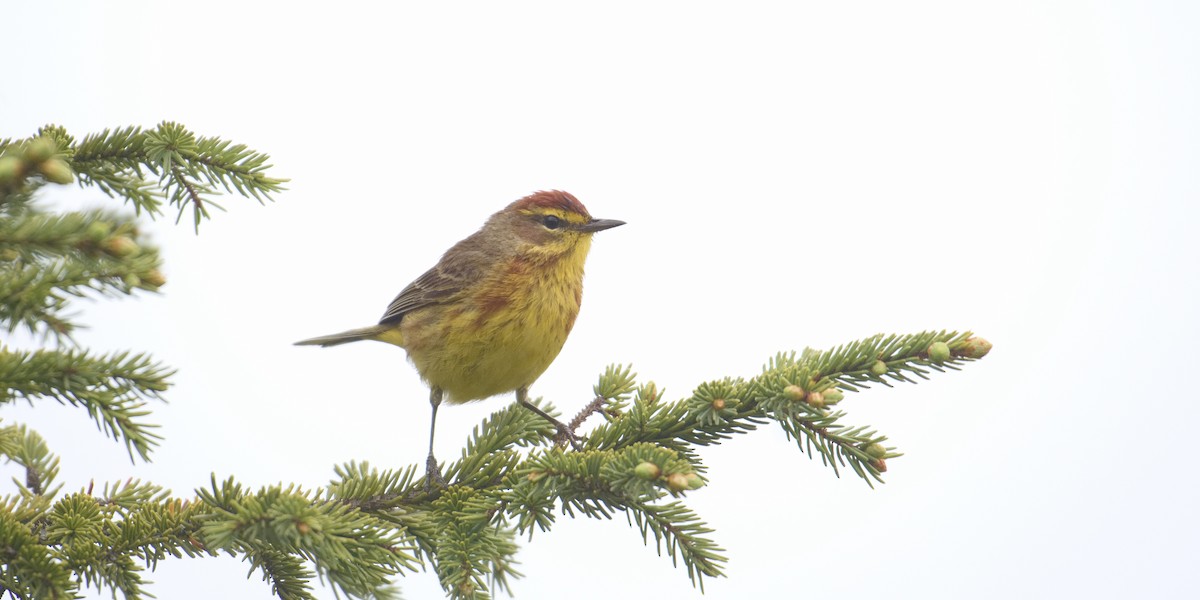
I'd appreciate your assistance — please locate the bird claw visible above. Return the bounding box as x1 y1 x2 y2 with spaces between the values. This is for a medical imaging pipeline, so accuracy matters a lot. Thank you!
424 455 447 491
553 426 583 451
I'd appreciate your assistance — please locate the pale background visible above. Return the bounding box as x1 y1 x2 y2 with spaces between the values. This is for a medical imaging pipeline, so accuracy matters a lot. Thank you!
3 1 1197 598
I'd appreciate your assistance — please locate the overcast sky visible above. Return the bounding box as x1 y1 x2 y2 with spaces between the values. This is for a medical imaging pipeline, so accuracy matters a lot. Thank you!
3 2 1198 599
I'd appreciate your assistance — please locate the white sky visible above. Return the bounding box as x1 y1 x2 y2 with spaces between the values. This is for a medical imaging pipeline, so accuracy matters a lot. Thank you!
3 1 1198 598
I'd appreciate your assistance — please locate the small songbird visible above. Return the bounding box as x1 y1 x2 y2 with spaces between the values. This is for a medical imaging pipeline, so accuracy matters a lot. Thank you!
296 190 624 485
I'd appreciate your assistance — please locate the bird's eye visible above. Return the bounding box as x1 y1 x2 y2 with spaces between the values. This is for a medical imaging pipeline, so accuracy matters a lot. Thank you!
542 215 563 230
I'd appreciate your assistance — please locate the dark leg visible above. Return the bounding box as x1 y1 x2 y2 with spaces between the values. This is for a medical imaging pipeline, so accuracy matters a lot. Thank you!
425 387 447 489
516 386 582 450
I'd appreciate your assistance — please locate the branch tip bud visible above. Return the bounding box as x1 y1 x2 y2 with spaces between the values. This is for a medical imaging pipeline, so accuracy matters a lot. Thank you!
955 336 993 359
783 385 805 402
666 473 689 493
823 388 844 404
38 158 74 184
0 156 25 185
23 138 56 163
806 391 825 409
927 341 951 363
103 235 139 258
634 462 661 481
86 221 113 243
143 269 167 288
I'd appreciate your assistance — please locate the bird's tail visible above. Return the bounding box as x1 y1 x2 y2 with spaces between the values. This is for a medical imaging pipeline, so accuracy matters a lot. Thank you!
294 324 393 347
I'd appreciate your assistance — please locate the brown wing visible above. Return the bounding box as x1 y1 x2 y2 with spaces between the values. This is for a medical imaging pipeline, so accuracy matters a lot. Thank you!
378 233 503 325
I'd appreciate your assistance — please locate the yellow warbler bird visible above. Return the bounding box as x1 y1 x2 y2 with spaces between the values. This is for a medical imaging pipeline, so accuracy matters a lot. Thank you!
296 190 624 484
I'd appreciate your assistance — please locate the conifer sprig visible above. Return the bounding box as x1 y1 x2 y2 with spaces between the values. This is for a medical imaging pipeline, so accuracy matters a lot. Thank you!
0 348 171 461
1 123 287 230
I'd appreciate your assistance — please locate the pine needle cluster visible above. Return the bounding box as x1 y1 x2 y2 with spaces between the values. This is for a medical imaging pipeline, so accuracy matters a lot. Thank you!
0 124 991 599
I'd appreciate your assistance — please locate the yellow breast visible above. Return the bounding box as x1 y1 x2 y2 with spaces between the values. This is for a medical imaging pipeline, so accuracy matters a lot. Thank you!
399 252 586 403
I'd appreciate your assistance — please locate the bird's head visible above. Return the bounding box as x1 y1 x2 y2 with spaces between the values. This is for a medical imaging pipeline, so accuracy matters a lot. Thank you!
490 190 624 262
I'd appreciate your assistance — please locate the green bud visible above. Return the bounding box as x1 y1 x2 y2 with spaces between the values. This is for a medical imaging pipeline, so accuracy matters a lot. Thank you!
633 462 661 481
928 341 951 363
823 388 844 404
0 156 24 185
0 249 19 261
783 384 805 401
865 443 887 459
955 336 993 359
38 158 74 184
143 269 167 288
870 360 888 376
641 381 659 403
123 274 141 288
806 391 825 409
23 138 56 163
103 235 139 257
685 473 704 490
86 221 113 243
666 473 689 493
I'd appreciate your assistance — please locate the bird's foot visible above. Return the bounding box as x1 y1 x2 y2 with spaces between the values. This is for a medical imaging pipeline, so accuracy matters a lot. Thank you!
553 424 583 451
424 455 447 491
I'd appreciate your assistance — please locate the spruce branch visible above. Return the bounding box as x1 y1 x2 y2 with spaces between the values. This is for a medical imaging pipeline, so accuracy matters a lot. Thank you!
0 423 61 499
0 347 171 461
2 123 287 230
0 211 163 339
197 476 418 600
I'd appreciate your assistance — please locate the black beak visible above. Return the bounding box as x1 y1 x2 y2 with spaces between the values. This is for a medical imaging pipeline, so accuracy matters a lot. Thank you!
578 218 626 233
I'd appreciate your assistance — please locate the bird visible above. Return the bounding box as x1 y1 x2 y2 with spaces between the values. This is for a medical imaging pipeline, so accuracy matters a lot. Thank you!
296 190 624 486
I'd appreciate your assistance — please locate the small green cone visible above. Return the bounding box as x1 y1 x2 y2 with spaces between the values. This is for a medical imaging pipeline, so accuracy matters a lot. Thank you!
634 462 661 481
86 221 113 243
0 156 24 185
806 391 825 409
927 341 951 363
666 473 689 493
23 138 56 163
103 236 139 257
38 158 74 184
823 388 844 404
955 336 993 359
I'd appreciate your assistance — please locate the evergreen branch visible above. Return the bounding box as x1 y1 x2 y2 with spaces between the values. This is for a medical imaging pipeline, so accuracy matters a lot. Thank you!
0 509 75 600
197 476 417 599
583 331 990 486
0 348 170 461
443 400 556 488
428 487 518 600
71 127 162 215
242 548 319 600
0 210 164 339
626 499 726 589
0 423 61 498
141 122 285 231
4 123 286 229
